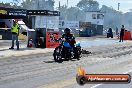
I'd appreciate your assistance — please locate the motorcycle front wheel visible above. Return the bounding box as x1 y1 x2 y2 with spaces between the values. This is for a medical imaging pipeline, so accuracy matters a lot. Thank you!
53 47 63 63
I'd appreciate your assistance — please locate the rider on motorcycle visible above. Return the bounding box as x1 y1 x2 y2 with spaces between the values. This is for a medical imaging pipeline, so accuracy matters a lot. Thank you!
61 28 76 47
60 28 76 59
53 28 80 62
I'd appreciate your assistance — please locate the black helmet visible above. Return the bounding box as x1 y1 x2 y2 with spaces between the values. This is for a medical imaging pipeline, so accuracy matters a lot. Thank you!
64 28 71 34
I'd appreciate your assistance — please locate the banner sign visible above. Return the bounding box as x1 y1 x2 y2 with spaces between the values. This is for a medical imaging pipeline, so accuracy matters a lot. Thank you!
59 20 79 29
0 9 8 15
27 10 60 16
0 8 60 17
8 9 27 16
46 31 60 48
0 8 27 16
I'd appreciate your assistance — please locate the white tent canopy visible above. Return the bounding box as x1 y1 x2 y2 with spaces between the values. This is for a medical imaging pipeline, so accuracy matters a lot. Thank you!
18 21 35 32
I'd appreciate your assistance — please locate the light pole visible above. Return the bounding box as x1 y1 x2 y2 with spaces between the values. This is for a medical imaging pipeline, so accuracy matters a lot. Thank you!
118 3 123 25
118 3 120 11
67 0 68 8
37 0 39 10
65 0 68 20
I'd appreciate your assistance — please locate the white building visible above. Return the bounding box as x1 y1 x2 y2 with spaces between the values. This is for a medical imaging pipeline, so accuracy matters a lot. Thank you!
35 16 59 31
84 11 105 35
85 11 104 25
28 10 60 32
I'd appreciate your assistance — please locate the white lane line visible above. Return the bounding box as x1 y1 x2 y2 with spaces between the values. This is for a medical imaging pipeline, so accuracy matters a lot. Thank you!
90 70 132 88
124 70 132 74
90 84 102 88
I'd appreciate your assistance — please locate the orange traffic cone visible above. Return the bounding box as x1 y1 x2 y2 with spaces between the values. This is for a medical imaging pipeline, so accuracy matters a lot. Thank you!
28 38 33 48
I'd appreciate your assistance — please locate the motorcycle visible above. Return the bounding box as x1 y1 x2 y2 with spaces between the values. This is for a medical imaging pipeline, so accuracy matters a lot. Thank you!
53 39 82 63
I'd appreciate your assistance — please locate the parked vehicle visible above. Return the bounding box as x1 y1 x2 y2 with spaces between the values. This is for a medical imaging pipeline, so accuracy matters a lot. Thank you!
107 28 113 38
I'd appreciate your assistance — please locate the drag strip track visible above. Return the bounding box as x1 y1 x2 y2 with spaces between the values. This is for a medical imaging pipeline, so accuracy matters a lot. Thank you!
0 42 132 88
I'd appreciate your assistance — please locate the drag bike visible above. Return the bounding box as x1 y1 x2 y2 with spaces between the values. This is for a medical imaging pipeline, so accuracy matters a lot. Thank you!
53 39 82 63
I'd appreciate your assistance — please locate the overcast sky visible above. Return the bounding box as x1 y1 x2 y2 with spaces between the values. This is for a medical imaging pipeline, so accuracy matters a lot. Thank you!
0 0 132 13
54 0 132 13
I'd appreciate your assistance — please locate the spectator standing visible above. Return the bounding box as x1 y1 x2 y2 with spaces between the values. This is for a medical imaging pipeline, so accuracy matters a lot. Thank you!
119 25 125 42
9 20 20 50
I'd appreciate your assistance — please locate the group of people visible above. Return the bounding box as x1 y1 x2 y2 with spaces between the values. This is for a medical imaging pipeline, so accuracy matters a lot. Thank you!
9 19 126 50
9 20 76 50
107 25 125 42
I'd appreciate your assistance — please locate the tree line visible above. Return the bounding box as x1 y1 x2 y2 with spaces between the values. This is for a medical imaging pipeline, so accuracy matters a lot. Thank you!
0 0 132 30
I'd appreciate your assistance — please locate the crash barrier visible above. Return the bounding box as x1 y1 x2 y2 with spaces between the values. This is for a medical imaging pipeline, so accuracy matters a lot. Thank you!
46 31 60 48
124 31 131 40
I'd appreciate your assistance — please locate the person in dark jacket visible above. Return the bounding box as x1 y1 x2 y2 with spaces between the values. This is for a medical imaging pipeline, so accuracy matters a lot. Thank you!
61 28 76 58
119 25 125 42
61 28 76 47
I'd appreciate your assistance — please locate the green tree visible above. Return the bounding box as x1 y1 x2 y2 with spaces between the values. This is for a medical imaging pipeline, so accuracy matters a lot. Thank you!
58 5 68 20
21 0 32 9
100 5 122 30
77 0 99 11
21 0 54 10
0 2 13 8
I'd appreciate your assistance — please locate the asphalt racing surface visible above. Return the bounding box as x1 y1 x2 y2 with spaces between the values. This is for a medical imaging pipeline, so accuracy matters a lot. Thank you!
0 38 132 88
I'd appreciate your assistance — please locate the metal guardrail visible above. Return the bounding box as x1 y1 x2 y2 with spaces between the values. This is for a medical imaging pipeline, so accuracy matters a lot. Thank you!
0 28 11 30
0 28 12 40
0 28 11 32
